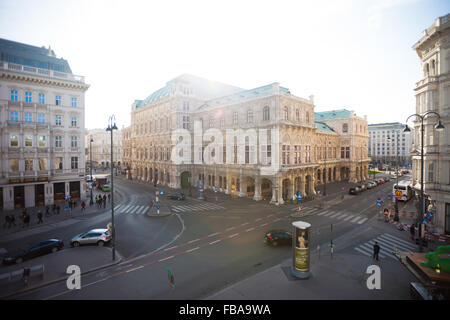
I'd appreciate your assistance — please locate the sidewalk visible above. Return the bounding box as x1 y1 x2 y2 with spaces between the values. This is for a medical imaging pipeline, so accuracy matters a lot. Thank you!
0 189 122 239
207 251 416 300
0 246 122 299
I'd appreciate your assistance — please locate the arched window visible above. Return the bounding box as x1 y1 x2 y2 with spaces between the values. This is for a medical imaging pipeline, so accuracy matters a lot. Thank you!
343 123 348 133
431 60 436 75
263 106 270 121
284 106 289 121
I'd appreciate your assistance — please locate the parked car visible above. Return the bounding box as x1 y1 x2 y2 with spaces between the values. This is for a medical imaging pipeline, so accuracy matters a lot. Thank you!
2 239 64 265
377 179 385 184
102 184 111 192
70 229 111 247
349 187 361 195
357 185 366 191
167 192 185 200
366 182 375 189
384 177 391 182
264 230 292 247
371 180 378 187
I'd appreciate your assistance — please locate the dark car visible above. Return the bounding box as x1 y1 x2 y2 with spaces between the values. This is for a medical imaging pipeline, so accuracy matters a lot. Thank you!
349 187 360 195
167 192 185 200
2 239 64 265
264 230 292 246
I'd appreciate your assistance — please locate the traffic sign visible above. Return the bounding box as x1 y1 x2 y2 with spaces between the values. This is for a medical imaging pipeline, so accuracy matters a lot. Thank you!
157 205 160 209
297 193 303 201
159 190 164 195
376 200 382 207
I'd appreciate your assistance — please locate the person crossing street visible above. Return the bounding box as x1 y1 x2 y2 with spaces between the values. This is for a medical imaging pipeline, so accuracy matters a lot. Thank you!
373 241 380 261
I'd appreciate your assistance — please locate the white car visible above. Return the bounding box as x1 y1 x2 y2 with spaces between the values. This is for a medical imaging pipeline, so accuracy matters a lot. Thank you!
70 229 111 247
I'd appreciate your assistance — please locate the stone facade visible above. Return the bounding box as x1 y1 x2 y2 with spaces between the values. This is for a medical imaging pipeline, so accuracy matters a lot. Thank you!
123 74 369 204
412 13 450 234
0 38 89 210
85 128 123 169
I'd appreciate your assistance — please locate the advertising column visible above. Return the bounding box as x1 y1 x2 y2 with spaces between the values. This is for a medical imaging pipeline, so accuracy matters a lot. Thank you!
291 221 311 279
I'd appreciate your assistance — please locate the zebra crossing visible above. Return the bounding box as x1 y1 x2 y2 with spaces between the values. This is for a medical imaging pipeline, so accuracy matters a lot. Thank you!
292 207 369 225
114 204 150 215
170 203 225 213
354 233 417 260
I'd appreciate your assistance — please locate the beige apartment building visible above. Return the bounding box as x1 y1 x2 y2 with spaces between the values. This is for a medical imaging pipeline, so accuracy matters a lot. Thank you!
412 13 450 234
0 38 89 210
85 128 123 170
123 74 369 204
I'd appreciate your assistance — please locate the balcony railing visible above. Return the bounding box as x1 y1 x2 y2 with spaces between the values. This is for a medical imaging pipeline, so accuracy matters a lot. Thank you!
0 61 85 83
415 76 438 88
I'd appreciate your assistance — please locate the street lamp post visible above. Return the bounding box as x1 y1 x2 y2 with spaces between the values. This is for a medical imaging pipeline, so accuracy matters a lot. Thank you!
323 141 330 196
106 115 118 261
404 111 444 252
90 137 94 206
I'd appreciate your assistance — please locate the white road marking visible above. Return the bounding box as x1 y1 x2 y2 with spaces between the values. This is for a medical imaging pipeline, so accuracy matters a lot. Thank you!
207 232 219 237
350 216 361 223
209 240 221 245
245 227 255 232
357 217 368 224
336 214 348 219
188 239 200 244
343 215 354 221
126 265 144 273
226 227 236 231
129 206 140 214
329 212 341 218
228 233 239 238
158 256 174 262
323 211 335 217
186 247 200 253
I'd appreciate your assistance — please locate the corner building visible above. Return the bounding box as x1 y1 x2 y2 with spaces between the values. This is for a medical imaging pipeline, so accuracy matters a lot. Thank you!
125 74 369 204
0 38 89 210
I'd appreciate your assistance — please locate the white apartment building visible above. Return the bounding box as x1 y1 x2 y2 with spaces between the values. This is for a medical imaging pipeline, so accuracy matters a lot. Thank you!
412 13 450 234
368 122 412 167
0 38 89 210
85 128 122 170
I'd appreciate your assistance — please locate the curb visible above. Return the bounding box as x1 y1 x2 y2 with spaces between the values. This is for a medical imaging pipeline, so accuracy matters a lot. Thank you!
0 253 123 299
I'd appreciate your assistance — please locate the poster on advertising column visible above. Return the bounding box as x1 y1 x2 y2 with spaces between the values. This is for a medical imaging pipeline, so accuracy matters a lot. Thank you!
292 221 311 278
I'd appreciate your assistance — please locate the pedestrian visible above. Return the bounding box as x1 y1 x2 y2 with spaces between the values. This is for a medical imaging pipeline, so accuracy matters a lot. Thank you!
45 206 50 217
23 214 30 228
37 210 43 224
410 223 415 241
103 195 107 208
81 201 86 211
22 209 27 220
373 241 380 261
3 215 10 228
22 267 30 286
9 214 16 227
56 205 60 215
108 193 111 202
52 204 56 214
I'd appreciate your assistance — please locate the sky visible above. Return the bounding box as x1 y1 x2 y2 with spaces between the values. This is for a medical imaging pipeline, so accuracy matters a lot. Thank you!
1 0 449 130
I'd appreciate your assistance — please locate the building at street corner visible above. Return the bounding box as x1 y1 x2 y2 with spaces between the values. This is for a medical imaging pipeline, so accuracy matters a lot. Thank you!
85 128 123 171
411 13 450 234
123 74 369 204
368 122 413 168
0 38 89 210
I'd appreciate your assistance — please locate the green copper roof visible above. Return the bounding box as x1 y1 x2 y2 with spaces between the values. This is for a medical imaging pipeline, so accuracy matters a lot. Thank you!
314 109 352 120
315 122 335 132
136 86 170 107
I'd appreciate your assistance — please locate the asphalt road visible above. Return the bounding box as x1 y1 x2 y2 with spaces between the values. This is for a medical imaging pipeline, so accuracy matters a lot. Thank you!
6 175 405 299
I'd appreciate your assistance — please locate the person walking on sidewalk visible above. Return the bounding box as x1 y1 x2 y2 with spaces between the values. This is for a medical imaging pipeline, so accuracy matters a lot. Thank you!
37 210 43 224
56 205 60 215
81 201 86 212
410 223 415 241
45 206 50 217
373 241 380 261
3 215 10 229
9 214 16 227
108 193 111 202
23 213 30 228
103 195 107 208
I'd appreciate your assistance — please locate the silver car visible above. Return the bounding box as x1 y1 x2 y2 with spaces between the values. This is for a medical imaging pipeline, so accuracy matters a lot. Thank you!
70 229 111 247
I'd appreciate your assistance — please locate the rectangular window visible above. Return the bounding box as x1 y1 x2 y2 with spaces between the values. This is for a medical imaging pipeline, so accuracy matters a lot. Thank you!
10 111 19 122
10 90 18 101
25 159 33 171
247 110 253 123
341 147 345 159
10 135 18 147
39 93 45 104
55 136 62 148
55 157 63 170
233 112 238 125
10 159 19 172
37 113 46 123
39 158 47 171
428 162 434 182
39 135 46 147
25 91 32 103
55 115 62 126
71 97 77 107
25 135 33 147
182 116 190 129
346 147 350 159
71 116 77 127
220 118 225 128
71 136 78 148
55 95 62 106
71 157 78 169
24 112 33 122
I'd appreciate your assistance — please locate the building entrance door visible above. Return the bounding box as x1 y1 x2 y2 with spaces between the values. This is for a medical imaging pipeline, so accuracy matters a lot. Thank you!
14 186 25 209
